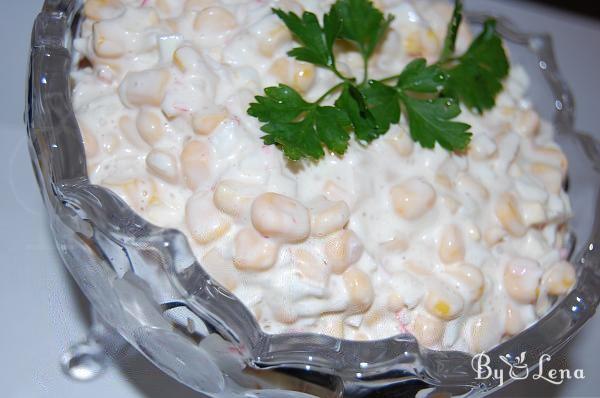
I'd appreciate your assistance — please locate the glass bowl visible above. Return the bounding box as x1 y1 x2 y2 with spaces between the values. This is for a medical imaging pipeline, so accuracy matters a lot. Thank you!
26 1 600 396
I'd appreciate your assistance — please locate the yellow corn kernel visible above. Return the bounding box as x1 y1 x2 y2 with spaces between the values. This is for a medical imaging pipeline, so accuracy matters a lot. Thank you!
192 108 227 136
531 162 563 194
386 292 405 312
119 69 170 108
444 264 485 302
119 115 150 149
515 109 540 137
424 286 464 321
495 193 526 237
269 58 316 93
84 0 124 21
438 224 465 264
324 230 364 274
258 25 292 57
251 192 311 243
212 180 257 218
390 178 437 220
309 197 351 237
233 228 279 271
145 148 178 184
543 261 576 296
387 128 414 157
504 303 524 336
411 312 445 347
136 108 165 145
185 192 231 244
534 146 568 178
343 267 374 314
466 314 502 353
504 257 543 304
181 140 213 191
193 7 237 36
92 20 125 58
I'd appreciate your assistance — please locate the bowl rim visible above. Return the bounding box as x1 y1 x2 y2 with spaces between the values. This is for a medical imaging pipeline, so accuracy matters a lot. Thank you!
27 1 600 394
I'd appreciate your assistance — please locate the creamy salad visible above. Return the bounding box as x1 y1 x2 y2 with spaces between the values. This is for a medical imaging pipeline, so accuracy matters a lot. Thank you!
72 0 576 353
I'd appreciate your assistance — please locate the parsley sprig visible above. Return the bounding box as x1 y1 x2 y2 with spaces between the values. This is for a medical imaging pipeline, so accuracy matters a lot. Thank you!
248 0 509 161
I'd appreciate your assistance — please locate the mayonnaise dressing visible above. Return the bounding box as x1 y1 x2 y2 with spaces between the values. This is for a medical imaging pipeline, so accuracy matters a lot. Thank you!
73 0 575 353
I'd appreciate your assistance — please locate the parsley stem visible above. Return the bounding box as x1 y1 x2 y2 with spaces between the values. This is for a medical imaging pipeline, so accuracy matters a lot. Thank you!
315 82 345 104
362 55 369 84
380 74 403 83
331 66 354 83
440 0 463 63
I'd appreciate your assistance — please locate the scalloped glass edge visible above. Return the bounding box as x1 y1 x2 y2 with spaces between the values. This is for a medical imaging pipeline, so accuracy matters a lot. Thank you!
26 1 600 396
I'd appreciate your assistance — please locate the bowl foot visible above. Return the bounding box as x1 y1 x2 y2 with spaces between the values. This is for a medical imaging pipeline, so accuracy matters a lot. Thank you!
60 310 129 382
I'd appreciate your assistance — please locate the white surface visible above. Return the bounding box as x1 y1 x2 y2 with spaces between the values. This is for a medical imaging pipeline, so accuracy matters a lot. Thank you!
0 1 598 397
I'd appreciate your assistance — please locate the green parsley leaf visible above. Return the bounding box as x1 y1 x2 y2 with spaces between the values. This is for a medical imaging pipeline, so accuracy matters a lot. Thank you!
247 84 312 123
333 0 394 59
360 80 400 132
315 106 351 155
323 8 343 57
248 85 351 160
399 94 472 151
440 0 463 62
443 19 509 113
248 0 509 160
334 81 400 143
273 8 341 69
261 118 325 161
335 84 381 142
396 58 448 93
